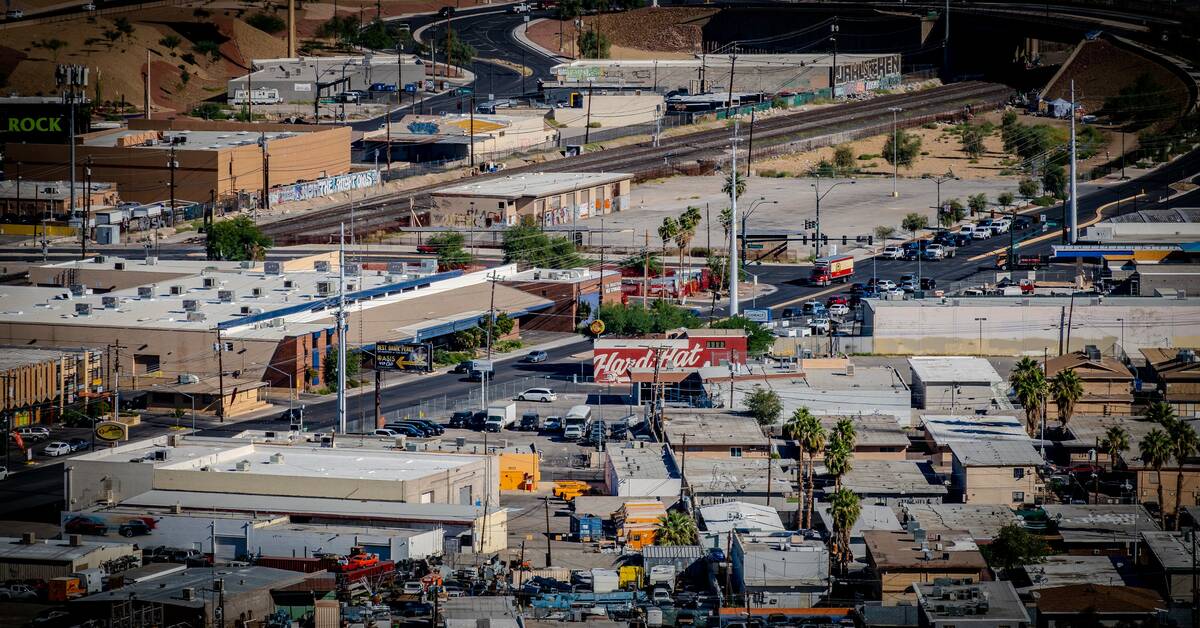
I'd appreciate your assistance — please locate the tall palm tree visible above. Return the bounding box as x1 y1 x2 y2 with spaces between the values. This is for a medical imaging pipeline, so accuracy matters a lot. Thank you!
783 407 815 518
825 440 853 490
1100 425 1130 473
658 217 679 265
723 171 746 200
1163 418 1198 529
654 511 698 546
1049 368 1084 428
829 487 861 576
832 418 857 450
1010 359 1048 438
796 414 826 530
1139 428 1173 529
1144 400 1178 427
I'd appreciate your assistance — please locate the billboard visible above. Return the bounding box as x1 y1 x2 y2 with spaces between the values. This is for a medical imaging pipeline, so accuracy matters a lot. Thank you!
0 103 90 144
592 334 748 383
373 342 433 372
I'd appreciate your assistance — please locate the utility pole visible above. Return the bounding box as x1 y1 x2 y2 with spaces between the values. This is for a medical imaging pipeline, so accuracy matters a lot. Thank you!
215 329 226 422
374 365 382 429
206 190 215 260
259 132 269 220
110 339 127 423
583 80 595 146
81 157 92 260
745 107 756 178
469 95 476 170
642 231 649 311
1068 80 1078 244
830 18 839 97
57 64 86 258
144 50 151 120
337 224 348 434
726 48 737 113
728 122 741 316
543 496 553 566
889 107 902 197
942 0 950 78
168 144 178 227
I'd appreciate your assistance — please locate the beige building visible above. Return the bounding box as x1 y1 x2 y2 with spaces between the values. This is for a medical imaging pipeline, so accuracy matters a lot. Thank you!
864 529 990 605
430 172 632 228
0 534 139 581
0 346 104 427
550 92 664 128
1141 347 1200 416
0 180 119 222
1044 349 1136 419
949 441 1043 505
664 409 770 459
366 113 556 165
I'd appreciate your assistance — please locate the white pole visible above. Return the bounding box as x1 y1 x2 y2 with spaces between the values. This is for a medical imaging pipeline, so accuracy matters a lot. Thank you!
1068 80 1078 244
729 122 740 317
337 223 347 434
889 107 901 198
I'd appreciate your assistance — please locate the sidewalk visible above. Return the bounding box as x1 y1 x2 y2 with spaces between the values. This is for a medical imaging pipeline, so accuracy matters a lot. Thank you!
511 18 574 64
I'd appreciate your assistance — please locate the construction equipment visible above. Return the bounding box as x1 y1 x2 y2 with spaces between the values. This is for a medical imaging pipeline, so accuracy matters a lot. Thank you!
552 480 591 502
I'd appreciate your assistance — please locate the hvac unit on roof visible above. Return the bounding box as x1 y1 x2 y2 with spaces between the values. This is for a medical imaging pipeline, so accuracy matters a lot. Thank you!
314 260 330 272
264 261 283 275
113 262 126 271
316 281 333 296
68 284 86 297
202 277 217 289
93 255 106 264
182 299 200 312
101 296 118 309
283 280 295 289
74 303 92 316
1179 349 1199 364
240 305 264 315
345 263 361 276
218 290 234 302
170 285 186 296
387 261 406 274
186 311 206 322
251 287 264 297
137 286 155 299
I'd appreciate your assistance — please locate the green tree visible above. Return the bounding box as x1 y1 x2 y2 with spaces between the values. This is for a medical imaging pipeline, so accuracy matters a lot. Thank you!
595 301 699 336
874 225 896 243
114 16 134 36
1103 73 1172 128
577 28 610 59
658 216 679 262
1049 368 1084 428
901 212 928 239
1139 428 1172 529
1018 178 1039 200
709 315 774 356
723 171 746 200
796 413 826 529
427 232 474 269
676 205 702 271
940 198 967 227
485 312 515 338
968 193 988 217
206 216 272 261
719 206 733 238
1166 419 1198 529
1010 357 1048 438
825 440 852 489
502 224 582 269
246 12 286 34
783 407 816 522
1144 400 1177 427
320 15 359 42
450 327 484 352
322 347 361 391
1100 425 1130 472
883 128 922 169
982 523 1049 574
193 40 222 62
833 144 856 174
557 0 582 20
445 29 477 66
357 18 406 50
654 511 698 546
832 418 857 450
1042 164 1067 200
159 34 182 50
829 488 861 575
744 385 783 426
620 252 661 276
961 123 987 159
997 191 1015 211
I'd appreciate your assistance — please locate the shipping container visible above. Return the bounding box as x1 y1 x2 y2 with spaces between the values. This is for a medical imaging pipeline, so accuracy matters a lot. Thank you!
591 568 620 593
571 514 602 542
643 545 705 578
255 556 329 573
618 565 644 589
511 567 572 588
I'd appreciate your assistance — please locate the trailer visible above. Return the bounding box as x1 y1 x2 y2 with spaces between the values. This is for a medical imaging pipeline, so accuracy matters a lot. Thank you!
810 254 854 286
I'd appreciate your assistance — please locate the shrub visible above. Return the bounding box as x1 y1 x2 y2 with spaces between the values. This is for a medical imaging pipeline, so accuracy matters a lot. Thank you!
246 12 286 34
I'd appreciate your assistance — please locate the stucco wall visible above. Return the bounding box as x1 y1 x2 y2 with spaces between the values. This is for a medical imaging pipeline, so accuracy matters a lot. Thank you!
551 94 664 128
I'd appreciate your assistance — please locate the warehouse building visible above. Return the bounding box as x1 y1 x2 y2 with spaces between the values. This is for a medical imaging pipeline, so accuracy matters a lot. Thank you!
364 113 555 165
497 267 623 333
4 119 353 206
430 172 632 228
909 357 1006 412
0 180 119 223
227 55 426 105
604 443 681 497
0 533 139 580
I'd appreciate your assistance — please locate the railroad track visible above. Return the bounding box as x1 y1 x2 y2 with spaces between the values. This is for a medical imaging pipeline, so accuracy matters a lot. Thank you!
263 81 1013 243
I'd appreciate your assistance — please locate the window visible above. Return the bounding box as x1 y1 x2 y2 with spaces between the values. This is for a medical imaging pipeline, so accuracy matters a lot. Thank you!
706 340 726 349
1012 491 1025 503
134 354 161 374
1013 468 1025 480
730 447 743 457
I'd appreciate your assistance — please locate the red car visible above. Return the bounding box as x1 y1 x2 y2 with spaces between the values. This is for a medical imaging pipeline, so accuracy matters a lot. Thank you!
1070 463 1102 475
826 295 849 307
416 244 438 254
337 552 380 572
64 516 108 536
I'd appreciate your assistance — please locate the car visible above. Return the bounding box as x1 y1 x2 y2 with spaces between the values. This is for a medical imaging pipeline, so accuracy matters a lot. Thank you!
382 424 425 438
800 300 826 316
885 287 906 298
517 387 557 402
708 547 727 562
402 581 424 595
828 303 850 316
1070 463 1102 475
5 9 23 18
81 3 95 9
958 224 977 238
119 519 152 537
651 586 673 605
397 601 434 617
416 243 439 254
43 441 72 457
0 583 38 600
449 410 473 428
408 419 444 435
443 585 465 597
899 273 916 284
508 3 530 13
990 218 1011 234
169 548 212 566
336 91 360 103
874 279 896 291
849 282 866 294
524 350 549 363
809 318 831 333
30 609 72 626
971 225 993 239
64 516 108 535
826 295 848 307
900 280 918 293
923 244 946 260
1014 216 1033 230
0 466 7 481
437 5 455 17
920 277 937 290
780 307 802 319
542 416 561 432
519 411 540 431
67 437 90 452
880 245 904 260
373 428 402 438
279 407 304 423
16 426 50 441
954 233 974 247
977 218 995 232
388 422 435 437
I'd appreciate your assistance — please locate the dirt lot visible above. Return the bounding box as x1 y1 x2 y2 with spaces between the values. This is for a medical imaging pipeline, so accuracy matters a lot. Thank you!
1042 38 1189 122
527 7 715 59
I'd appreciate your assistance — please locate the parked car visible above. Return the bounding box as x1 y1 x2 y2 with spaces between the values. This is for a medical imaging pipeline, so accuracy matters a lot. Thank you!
958 224 977 239
407 419 444 435
920 277 937 290
780 307 802 319
373 428 402 438
800 300 826 316
828 303 850 317
42 441 72 457
989 218 1012 234
67 438 90 452
971 224 993 239
507 2 530 13
119 519 153 537
517 387 557 402
880 245 904 260
0 583 38 600
651 586 673 606
900 279 918 293
398 602 434 617
542 416 561 432
402 581 424 595
437 5 455 17
874 279 896 291
30 609 71 626
809 318 831 334
16 426 50 442
826 295 848 307
449 410 473 428
519 411 541 431
1014 216 1033 230
524 350 548 363
64 516 108 535
382 423 426 438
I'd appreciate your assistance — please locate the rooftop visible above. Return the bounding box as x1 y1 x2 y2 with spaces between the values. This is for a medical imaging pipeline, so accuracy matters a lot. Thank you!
118 490 489 524
814 503 903 542
681 456 793 495
751 366 911 424
75 566 306 608
819 415 910 449
570 495 674 518
663 409 768 448
863 529 987 571
1061 415 1167 449
870 295 1200 308
840 460 948 497
0 536 136 562
1108 207 1200 224
1018 555 1130 591
736 536 829 587
1041 504 1160 544
607 444 678 482
1044 351 1133 381
433 172 632 200
0 347 91 372
698 501 786 533
897 504 1019 542
922 414 1029 446
83 129 300 151
1141 531 1195 571
1035 584 1164 614
949 441 1044 467
914 581 1029 623
497 267 617 284
910 357 1003 385
0 180 116 201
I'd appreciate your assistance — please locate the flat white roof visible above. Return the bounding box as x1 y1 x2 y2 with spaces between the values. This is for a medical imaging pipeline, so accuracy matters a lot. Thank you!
433 172 632 199
950 440 1044 467
123 490 489 523
699 501 785 533
607 444 677 481
910 357 1003 385
922 414 1029 446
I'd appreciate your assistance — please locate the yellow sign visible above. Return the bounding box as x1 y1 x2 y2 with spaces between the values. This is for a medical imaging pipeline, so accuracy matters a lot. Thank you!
95 421 127 442
589 320 606 336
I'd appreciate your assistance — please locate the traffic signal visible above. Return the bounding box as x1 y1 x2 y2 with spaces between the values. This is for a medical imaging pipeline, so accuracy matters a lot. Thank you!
842 235 848 245
868 235 873 245
822 235 829 245
800 234 808 244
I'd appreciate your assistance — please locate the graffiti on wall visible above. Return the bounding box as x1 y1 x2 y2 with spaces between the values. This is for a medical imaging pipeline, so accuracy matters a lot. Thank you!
268 170 379 206
434 204 508 228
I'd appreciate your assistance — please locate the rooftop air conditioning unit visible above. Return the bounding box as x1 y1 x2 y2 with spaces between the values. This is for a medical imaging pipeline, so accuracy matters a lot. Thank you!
283 280 295 289
264 261 283 275
270 453 284 464
346 281 357 292
218 290 234 302
74 303 92 316
186 311 206 322
240 305 264 315
182 299 199 312
235 460 251 471
1178 349 1198 364
93 255 106 264
113 262 126 271
178 373 200 384
101 296 118 309
1084 345 1102 361
388 262 406 274
345 263 360 276
181 588 195 601
316 281 333 296
145 256 157 266
314 261 330 272
138 286 155 299
69 284 85 297
202 277 217 289
251 287 264 297
170 285 184 296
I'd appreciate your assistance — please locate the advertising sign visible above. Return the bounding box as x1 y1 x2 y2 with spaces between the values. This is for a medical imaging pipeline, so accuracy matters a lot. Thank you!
0 103 90 144
744 309 771 323
95 421 128 442
592 334 748 383
373 342 433 372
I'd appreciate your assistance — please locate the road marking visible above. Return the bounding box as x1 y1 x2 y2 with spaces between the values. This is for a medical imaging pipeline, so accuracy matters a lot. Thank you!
966 193 1141 262
769 284 844 310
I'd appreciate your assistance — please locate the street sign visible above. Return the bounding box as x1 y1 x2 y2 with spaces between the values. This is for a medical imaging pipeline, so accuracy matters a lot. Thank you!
744 309 771 323
404 83 418 93
374 342 433 372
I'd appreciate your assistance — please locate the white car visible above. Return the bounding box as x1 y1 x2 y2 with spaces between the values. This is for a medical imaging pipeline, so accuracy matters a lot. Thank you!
16 426 50 441
809 318 831 333
43 441 72 457
971 225 993 239
517 388 557 402
958 224 976 238
828 303 850 316
880 246 904 260
402 581 424 595
373 428 401 437
875 279 896 291
886 287 906 298
989 219 1011 234
900 280 918 293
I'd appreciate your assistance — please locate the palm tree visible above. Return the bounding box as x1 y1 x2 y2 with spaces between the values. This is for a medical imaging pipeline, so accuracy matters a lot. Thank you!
1049 368 1084 428
723 171 746 200
1163 418 1198 529
1010 358 1048 438
677 205 702 275
1144 400 1177 427
829 487 861 575
794 413 826 530
654 511 698 546
1139 428 1172 529
832 418 857 450
1100 425 1130 472
783 407 815 517
825 440 853 490
658 216 679 263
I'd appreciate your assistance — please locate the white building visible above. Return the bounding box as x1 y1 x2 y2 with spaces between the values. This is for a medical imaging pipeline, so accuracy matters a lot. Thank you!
604 443 681 497
909 357 1006 411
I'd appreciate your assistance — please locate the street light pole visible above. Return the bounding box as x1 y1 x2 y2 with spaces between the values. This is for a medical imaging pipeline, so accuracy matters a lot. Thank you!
974 317 987 355
888 107 902 197
812 177 855 258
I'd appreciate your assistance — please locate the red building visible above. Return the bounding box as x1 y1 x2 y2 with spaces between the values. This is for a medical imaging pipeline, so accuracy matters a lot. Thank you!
593 329 747 403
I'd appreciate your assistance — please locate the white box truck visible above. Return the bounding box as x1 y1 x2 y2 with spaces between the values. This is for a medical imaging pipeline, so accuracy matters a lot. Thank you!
591 568 619 593
562 405 592 441
485 402 517 432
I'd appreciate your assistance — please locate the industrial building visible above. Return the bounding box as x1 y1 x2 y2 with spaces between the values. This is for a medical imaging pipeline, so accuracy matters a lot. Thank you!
664 410 770 458
4 119 353 206
0 346 104 427
227 55 426 105
604 443 681 497
731 534 829 608
909 357 1006 412
430 172 632 229
0 180 119 223
496 267 623 333
549 53 901 98
0 533 139 580
364 113 555 165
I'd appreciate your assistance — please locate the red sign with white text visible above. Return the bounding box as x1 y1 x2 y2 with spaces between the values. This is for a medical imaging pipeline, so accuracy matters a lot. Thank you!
592 333 747 383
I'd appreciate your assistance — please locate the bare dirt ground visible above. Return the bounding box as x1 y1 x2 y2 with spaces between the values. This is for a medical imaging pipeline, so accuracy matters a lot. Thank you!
1042 38 1188 121
526 7 715 59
